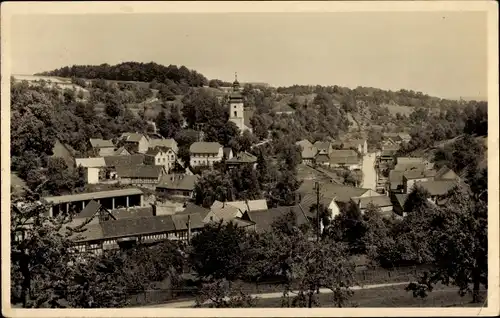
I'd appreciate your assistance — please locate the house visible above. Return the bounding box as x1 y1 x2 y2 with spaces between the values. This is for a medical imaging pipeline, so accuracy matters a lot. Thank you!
241 205 311 234
314 153 330 166
113 147 130 156
51 139 76 169
176 203 212 223
414 180 460 205
121 133 149 154
399 133 411 143
378 149 398 164
104 154 145 169
274 103 296 115
145 147 177 172
298 180 379 219
296 140 318 164
189 142 224 167
391 193 409 216
223 147 234 160
226 152 258 169
89 138 116 157
210 203 244 223
341 139 368 155
434 166 460 181
329 150 361 170
395 157 426 166
115 165 166 189
148 138 179 154
351 195 394 217
211 199 268 214
383 133 403 145
314 141 333 155
156 174 200 199
402 169 437 193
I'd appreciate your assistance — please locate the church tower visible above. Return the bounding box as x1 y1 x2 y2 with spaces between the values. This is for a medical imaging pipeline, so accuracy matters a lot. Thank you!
228 73 245 134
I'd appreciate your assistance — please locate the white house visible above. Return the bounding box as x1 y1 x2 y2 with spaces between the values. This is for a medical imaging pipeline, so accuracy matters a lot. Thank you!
85 167 100 184
144 147 177 172
189 142 224 167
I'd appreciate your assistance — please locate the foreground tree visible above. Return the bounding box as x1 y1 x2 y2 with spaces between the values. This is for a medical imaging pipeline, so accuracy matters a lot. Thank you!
406 185 487 303
194 279 257 308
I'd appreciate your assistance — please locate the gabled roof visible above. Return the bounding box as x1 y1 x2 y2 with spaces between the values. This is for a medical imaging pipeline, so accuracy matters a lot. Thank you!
403 169 428 180
296 139 314 149
177 203 211 221
394 163 426 172
148 138 177 150
100 215 176 239
75 157 106 168
301 146 318 159
315 153 330 163
171 213 204 230
394 194 409 209
342 139 366 149
121 132 146 143
212 199 268 213
434 166 459 181
352 195 393 209
314 141 331 151
78 200 102 219
416 180 459 196
145 147 174 156
157 174 199 191
90 138 114 148
189 142 222 154
329 156 360 165
103 154 145 167
113 147 130 156
298 180 369 203
226 152 258 164
245 205 310 233
111 207 154 219
115 165 164 179
211 204 242 222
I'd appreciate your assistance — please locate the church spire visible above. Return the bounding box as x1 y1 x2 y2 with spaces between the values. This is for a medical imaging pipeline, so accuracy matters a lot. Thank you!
232 72 240 91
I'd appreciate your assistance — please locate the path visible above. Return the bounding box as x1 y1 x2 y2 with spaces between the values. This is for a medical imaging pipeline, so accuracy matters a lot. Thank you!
141 281 409 308
361 152 377 190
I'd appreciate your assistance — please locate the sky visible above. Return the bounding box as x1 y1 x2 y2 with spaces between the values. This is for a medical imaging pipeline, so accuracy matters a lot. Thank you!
10 12 488 99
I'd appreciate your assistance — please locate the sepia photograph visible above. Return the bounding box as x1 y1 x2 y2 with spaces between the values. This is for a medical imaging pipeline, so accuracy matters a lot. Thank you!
1 1 498 317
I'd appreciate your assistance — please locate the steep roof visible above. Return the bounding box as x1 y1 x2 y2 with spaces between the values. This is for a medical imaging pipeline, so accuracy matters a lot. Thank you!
103 154 145 167
329 155 360 165
212 199 268 213
121 132 146 143
148 138 177 150
75 157 106 168
157 174 199 191
90 138 114 148
314 141 331 151
111 207 154 219
226 152 258 164
296 139 314 149
389 170 404 190
434 166 459 181
211 204 242 222
145 147 174 156
342 139 366 149
315 153 330 163
394 194 409 209
70 224 105 243
113 147 130 156
301 146 318 159
116 165 164 179
171 213 204 230
352 195 393 209
330 149 358 157
189 142 222 154
78 200 102 219
177 203 211 221
416 180 459 196
245 205 310 233
298 180 369 203
100 215 176 239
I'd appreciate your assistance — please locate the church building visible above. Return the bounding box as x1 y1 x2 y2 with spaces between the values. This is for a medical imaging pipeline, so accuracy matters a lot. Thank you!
228 74 252 134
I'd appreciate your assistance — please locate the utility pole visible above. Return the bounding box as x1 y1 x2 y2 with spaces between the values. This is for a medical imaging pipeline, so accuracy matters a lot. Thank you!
315 181 320 242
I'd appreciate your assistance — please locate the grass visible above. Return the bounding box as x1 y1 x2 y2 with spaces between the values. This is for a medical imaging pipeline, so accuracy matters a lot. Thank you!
246 284 487 308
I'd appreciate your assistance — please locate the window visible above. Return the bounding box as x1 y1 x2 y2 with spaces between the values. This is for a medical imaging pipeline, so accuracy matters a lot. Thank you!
234 111 237 117
163 158 166 162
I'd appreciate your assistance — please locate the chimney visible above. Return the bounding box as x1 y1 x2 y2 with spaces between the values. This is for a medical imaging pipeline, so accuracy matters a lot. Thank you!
187 215 192 244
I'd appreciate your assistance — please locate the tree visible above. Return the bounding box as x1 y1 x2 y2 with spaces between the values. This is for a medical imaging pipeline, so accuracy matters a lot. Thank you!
257 214 356 308
189 221 254 281
195 279 257 308
329 202 367 255
10 195 128 308
104 98 124 118
268 169 302 207
155 109 169 138
406 185 487 303
193 170 234 208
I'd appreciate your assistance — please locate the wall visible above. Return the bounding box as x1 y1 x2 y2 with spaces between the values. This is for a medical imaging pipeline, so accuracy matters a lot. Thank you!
190 148 223 167
86 167 100 184
138 137 149 154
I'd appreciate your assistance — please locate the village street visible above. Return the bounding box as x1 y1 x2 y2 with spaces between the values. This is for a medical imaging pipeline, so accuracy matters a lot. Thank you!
361 152 377 190
141 282 409 308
